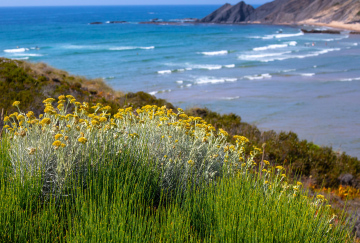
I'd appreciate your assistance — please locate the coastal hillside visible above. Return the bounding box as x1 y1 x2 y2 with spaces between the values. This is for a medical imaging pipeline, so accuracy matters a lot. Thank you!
200 0 360 28
246 0 360 25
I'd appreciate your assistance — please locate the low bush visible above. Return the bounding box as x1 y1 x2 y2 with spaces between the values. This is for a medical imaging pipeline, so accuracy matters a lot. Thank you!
0 97 354 241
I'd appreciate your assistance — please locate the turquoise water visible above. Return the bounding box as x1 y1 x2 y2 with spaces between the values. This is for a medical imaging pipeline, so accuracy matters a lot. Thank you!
1 6 360 158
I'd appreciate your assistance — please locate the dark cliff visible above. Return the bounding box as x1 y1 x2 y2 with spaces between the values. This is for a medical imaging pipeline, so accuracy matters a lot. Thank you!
199 1 255 23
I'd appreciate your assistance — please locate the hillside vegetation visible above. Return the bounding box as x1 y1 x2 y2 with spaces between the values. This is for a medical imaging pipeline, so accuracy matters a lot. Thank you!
0 58 359 191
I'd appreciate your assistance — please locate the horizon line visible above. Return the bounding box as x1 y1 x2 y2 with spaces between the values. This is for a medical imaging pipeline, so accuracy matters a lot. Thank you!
0 3 263 7
0 4 229 7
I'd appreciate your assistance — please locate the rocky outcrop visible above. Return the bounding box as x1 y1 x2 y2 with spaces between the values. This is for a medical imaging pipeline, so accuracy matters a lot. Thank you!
109 21 127 24
199 2 255 23
301 29 341 34
245 0 360 25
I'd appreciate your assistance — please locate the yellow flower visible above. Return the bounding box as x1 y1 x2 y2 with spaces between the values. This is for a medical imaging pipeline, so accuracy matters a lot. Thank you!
40 118 51 125
99 117 107 123
164 155 167 158
43 98 55 104
91 120 99 126
188 160 194 166
281 174 286 178
28 148 36 155
297 181 303 186
26 111 35 119
64 136 69 141
52 140 62 147
4 116 10 122
263 160 270 165
60 143 66 148
276 166 284 170
12 101 20 107
57 104 64 110
66 95 75 100
58 95 65 100
264 181 269 184
16 115 25 121
55 134 63 140
78 137 87 144
316 195 325 200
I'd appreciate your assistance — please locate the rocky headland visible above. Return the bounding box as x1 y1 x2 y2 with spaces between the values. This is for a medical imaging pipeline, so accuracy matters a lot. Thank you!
199 0 360 31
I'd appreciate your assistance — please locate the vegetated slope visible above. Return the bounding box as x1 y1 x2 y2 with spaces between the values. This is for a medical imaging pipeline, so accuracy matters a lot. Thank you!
246 0 360 24
0 57 173 118
0 57 359 192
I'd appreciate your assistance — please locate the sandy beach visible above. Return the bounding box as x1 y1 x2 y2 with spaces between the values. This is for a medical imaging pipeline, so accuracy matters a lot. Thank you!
299 20 360 32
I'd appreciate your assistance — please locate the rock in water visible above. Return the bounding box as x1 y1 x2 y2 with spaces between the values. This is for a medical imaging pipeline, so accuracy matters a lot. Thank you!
301 29 341 34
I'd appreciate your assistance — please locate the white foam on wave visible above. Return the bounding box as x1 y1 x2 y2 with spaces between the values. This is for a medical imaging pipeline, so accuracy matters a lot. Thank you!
4 48 29 53
195 77 238 84
192 64 222 70
199 50 228 56
224 64 235 68
244 73 272 80
185 68 193 71
239 48 341 62
339 77 360 82
186 84 192 87
149 91 158 95
253 41 298 52
64 45 154 51
287 41 297 46
238 51 291 61
222 96 240 100
301 73 315 77
253 44 288 51
176 80 184 84
110 46 155 51
353 43 358 46
157 70 172 74
262 32 304 40
282 69 296 73
13 53 43 57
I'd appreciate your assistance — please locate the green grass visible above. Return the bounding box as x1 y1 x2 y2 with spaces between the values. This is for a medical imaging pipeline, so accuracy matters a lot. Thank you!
0 135 353 242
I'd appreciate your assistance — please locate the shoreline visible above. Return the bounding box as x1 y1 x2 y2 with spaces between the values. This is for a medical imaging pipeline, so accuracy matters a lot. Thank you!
297 20 360 32
140 20 360 32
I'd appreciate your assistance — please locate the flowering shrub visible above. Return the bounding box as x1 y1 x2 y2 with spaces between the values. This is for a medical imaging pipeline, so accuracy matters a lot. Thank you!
1 96 349 242
3 96 270 196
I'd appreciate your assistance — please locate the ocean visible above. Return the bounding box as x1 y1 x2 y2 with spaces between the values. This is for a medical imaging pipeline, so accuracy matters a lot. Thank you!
0 5 359 158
